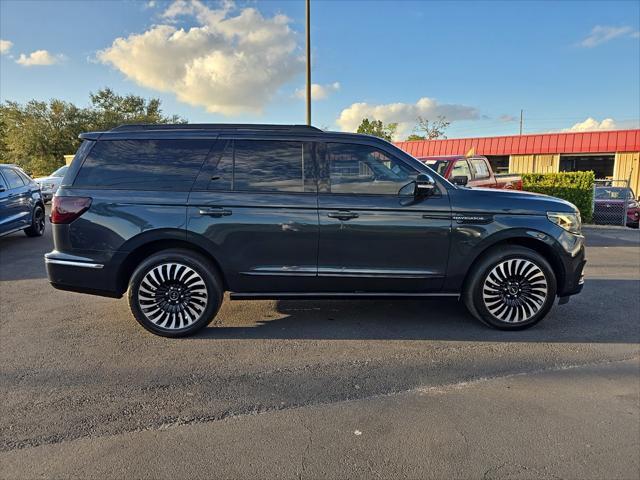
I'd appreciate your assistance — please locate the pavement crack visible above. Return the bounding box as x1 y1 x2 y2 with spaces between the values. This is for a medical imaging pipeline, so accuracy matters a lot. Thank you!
298 418 313 480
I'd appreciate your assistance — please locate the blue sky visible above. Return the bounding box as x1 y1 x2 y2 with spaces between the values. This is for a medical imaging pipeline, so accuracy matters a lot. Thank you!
1 0 639 139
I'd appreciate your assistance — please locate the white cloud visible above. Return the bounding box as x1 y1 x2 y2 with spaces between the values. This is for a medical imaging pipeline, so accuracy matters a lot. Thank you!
499 114 517 123
16 50 64 66
564 117 618 132
145 0 157 8
578 25 639 47
336 97 479 140
0 39 13 55
98 0 303 115
294 82 340 100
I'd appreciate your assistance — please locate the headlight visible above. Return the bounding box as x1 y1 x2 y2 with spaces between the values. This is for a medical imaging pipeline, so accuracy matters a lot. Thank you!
628 201 639 209
547 211 581 234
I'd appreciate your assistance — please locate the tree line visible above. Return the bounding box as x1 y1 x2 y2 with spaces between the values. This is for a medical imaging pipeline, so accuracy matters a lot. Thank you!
0 88 184 176
356 116 450 142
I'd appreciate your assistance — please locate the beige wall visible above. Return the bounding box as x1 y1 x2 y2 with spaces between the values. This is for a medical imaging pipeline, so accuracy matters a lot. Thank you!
613 152 640 195
509 154 560 174
509 152 640 193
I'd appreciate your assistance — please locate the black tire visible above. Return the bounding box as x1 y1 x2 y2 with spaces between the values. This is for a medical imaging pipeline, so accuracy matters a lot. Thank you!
24 204 45 237
463 246 557 330
127 249 224 337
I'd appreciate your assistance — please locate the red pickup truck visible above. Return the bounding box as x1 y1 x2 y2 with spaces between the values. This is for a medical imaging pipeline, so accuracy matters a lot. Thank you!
420 155 522 190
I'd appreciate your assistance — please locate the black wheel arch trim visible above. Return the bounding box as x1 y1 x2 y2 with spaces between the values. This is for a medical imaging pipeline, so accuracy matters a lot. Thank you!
447 227 570 295
115 229 228 294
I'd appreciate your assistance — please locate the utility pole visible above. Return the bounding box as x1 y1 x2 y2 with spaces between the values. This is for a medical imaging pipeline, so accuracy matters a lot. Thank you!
305 0 311 126
519 109 523 135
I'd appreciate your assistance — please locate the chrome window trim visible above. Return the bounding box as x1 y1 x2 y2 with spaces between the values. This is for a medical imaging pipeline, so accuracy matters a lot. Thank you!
45 258 104 269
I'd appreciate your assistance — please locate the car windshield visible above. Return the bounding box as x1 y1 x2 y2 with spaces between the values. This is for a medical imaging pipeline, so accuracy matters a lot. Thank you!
51 165 68 177
595 187 632 200
423 160 448 176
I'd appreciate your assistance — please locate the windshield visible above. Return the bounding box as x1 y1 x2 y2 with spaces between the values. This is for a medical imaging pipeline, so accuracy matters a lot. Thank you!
595 187 632 200
423 160 448 176
51 165 68 177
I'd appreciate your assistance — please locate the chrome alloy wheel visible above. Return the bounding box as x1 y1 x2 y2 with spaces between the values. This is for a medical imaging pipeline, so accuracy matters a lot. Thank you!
482 258 548 324
137 263 208 329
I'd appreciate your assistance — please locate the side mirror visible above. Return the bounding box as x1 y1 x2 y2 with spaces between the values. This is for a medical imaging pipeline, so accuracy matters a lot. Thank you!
415 173 436 196
451 175 468 186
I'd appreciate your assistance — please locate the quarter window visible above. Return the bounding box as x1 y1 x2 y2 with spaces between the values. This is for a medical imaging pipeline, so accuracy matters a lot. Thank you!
3 168 25 189
326 143 416 195
73 139 213 191
0 172 8 190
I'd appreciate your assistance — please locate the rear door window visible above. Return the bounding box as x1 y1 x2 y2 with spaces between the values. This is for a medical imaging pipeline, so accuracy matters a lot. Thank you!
16 170 32 185
73 139 213 191
196 139 316 193
3 168 25 189
234 140 310 193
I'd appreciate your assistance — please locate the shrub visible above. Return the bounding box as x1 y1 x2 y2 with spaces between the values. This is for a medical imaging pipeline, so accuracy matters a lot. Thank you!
522 171 595 223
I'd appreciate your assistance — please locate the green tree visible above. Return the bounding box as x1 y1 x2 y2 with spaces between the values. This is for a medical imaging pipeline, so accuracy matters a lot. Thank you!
87 88 184 131
406 115 450 141
356 118 398 142
0 88 186 176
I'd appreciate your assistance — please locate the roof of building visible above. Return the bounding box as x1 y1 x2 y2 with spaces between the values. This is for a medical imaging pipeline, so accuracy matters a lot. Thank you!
396 129 640 157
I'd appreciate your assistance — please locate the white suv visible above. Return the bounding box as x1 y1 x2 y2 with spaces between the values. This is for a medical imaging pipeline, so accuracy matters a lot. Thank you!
35 165 68 203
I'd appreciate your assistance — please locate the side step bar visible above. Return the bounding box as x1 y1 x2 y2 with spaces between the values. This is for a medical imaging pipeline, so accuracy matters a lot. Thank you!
229 292 460 300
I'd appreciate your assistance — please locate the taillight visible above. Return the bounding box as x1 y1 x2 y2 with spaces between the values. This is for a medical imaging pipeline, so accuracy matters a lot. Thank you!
51 196 92 224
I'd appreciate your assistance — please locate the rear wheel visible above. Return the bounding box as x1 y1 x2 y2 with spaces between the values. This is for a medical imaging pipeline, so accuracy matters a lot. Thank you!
128 249 223 337
463 246 557 330
24 205 45 237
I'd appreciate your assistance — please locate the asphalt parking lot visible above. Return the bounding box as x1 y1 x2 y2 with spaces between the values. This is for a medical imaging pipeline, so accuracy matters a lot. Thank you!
1 210 639 479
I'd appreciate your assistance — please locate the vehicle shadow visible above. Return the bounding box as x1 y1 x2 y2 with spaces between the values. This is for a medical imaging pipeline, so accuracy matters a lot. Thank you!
194 279 640 344
0 233 53 282
583 226 640 247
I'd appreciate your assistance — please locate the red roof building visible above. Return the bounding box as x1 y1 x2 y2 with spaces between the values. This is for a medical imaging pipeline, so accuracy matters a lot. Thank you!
396 129 640 193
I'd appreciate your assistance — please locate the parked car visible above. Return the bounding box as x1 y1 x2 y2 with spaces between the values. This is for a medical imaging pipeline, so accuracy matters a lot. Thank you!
420 156 523 190
0 164 46 238
594 186 639 228
35 165 69 203
46 124 585 337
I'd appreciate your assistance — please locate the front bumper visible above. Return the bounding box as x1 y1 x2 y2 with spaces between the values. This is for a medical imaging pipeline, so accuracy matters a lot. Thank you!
557 234 586 299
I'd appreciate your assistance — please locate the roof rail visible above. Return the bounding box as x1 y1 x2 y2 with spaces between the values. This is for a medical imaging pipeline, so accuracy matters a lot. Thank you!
110 123 323 133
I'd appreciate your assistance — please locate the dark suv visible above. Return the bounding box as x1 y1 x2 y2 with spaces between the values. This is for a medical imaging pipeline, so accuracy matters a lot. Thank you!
46 124 585 337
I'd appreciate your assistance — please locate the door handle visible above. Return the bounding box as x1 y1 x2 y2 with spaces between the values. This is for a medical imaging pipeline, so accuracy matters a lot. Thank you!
327 211 359 221
198 207 232 218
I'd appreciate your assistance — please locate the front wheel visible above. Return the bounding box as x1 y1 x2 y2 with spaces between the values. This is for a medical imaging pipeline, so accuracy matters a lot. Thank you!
128 249 223 337
463 246 557 330
24 205 45 237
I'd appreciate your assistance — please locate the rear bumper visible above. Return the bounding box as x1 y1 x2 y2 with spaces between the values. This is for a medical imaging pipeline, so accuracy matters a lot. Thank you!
45 251 122 298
